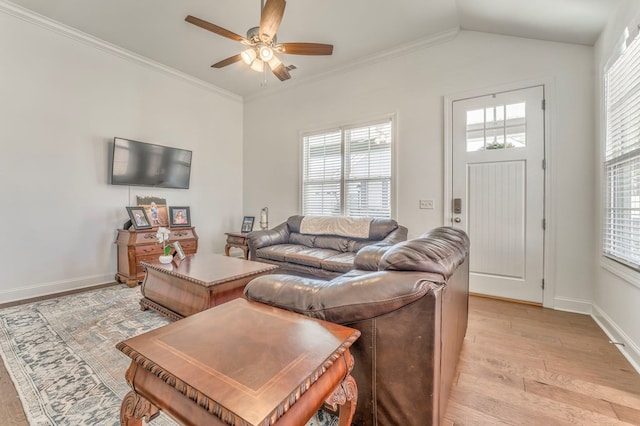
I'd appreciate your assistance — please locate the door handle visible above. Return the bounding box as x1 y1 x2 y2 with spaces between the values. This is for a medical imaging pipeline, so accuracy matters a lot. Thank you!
454 217 462 223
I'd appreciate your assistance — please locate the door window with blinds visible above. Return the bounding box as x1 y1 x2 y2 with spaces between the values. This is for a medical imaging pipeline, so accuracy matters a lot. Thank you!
302 118 393 218
604 30 640 270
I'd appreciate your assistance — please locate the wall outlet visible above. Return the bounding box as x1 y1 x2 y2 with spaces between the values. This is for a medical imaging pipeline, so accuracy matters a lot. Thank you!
419 199 434 209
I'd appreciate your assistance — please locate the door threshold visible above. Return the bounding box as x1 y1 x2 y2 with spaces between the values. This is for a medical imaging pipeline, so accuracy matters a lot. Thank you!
469 292 542 307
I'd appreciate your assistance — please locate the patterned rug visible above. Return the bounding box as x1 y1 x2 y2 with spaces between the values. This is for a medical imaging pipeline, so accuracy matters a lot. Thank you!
0 285 337 426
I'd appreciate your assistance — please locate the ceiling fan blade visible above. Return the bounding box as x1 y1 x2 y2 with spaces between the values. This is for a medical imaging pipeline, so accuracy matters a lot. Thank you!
279 42 333 55
211 54 243 68
185 15 246 43
269 62 291 81
259 0 286 42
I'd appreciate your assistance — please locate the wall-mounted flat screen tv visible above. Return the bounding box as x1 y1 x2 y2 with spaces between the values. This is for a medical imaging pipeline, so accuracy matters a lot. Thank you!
110 137 192 189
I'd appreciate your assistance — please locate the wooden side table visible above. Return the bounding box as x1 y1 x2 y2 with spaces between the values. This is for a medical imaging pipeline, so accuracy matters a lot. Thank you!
224 232 249 259
118 298 360 426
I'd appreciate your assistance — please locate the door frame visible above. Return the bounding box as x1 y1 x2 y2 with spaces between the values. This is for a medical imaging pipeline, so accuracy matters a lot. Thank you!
443 78 556 308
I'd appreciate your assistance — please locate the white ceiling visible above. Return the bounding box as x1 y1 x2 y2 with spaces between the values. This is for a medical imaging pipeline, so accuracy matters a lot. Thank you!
4 0 621 98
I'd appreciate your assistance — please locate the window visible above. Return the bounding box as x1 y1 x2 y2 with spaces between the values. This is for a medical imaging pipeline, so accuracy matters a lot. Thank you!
604 31 640 270
466 103 527 152
302 118 393 218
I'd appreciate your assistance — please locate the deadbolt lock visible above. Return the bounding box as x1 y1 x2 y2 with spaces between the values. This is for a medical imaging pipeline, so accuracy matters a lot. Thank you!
453 198 462 214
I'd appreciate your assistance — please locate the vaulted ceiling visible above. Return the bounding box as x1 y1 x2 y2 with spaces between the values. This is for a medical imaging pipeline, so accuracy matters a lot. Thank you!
4 0 621 98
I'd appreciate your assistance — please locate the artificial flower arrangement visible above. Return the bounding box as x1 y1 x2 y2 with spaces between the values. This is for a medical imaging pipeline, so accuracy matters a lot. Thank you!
156 227 172 256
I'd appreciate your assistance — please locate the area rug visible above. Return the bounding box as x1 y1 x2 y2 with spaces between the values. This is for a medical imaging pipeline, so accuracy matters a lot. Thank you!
0 285 337 426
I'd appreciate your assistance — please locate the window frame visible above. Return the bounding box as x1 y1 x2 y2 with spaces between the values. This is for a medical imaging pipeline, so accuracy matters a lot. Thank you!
601 24 640 288
299 115 396 218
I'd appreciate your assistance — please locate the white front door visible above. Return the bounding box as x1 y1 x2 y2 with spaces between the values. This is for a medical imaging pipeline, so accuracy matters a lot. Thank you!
451 86 545 303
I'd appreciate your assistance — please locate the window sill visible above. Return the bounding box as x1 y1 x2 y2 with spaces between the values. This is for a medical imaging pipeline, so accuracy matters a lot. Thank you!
601 257 640 290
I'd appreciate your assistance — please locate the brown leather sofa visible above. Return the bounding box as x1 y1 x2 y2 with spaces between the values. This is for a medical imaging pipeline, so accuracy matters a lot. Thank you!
247 215 408 279
245 227 470 426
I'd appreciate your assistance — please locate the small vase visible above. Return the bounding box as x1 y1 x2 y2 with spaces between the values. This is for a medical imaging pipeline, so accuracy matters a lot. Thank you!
158 255 173 264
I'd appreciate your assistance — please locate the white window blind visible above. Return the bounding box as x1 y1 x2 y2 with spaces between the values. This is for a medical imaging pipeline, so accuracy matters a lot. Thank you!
604 30 640 270
302 119 393 218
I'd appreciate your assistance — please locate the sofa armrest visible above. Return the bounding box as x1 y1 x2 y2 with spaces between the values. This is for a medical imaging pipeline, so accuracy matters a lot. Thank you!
244 270 444 324
247 222 290 253
380 226 469 280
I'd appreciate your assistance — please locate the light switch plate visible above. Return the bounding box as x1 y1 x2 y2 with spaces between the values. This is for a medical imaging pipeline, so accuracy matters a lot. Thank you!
419 200 434 209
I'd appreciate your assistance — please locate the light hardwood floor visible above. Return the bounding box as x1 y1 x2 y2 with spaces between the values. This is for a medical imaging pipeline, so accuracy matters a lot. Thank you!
0 294 639 425
444 296 640 425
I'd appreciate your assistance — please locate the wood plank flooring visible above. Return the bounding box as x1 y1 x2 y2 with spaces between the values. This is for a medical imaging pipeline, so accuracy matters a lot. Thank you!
0 294 639 425
444 296 640 425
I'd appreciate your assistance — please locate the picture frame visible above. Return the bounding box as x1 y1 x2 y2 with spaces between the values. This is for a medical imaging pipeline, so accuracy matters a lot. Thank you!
126 207 152 230
241 216 255 233
136 196 169 227
169 206 191 227
173 241 186 260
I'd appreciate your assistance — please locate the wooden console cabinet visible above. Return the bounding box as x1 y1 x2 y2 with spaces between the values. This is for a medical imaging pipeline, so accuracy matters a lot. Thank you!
114 227 198 287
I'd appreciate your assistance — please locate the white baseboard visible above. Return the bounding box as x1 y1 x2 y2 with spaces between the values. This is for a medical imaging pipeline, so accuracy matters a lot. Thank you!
591 303 640 375
0 274 116 305
553 296 640 374
552 296 593 315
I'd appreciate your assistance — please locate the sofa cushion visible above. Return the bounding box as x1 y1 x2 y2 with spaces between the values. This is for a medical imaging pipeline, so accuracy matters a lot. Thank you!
314 235 350 252
255 244 306 262
289 232 316 248
286 215 305 232
347 239 374 252
285 248 340 268
321 252 356 273
369 218 399 240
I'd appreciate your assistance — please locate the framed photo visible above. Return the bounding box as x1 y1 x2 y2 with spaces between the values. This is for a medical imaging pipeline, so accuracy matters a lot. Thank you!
173 241 186 260
136 196 169 227
126 207 152 230
241 216 255 233
169 206 191 227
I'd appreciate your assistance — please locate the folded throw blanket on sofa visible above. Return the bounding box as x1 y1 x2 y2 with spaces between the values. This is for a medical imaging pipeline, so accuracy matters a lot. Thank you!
300 216 372 239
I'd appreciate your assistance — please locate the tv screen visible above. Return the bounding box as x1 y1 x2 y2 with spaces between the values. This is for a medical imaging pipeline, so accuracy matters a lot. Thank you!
111 137 192 189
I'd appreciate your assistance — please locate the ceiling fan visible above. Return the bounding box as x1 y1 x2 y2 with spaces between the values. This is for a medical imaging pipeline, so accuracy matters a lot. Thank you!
185 0 333 82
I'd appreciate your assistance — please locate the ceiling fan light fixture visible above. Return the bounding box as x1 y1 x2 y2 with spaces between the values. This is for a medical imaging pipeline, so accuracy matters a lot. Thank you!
241 48 257 65
186 0 334 84
259 45 274 61
268 55 281 69
250 58 264 72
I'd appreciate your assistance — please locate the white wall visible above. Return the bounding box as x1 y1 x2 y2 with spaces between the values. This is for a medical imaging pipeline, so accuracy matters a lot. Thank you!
593 0 640 371
0 10 243 303
243 30 595 311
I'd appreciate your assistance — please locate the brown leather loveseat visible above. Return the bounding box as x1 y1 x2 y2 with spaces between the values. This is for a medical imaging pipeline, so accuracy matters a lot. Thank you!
245 227 470 425
248 215 408 279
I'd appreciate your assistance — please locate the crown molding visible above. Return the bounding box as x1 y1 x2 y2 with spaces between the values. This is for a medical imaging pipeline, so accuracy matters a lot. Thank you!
0 0 242 103
244 26 460 103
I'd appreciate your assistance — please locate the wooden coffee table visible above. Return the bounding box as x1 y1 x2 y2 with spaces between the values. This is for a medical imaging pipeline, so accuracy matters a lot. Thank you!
139 253 278 321
117 298 360 426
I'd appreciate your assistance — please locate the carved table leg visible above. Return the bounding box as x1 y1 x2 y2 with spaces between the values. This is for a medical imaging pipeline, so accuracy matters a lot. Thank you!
120 390 159 426
324 374 358 426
